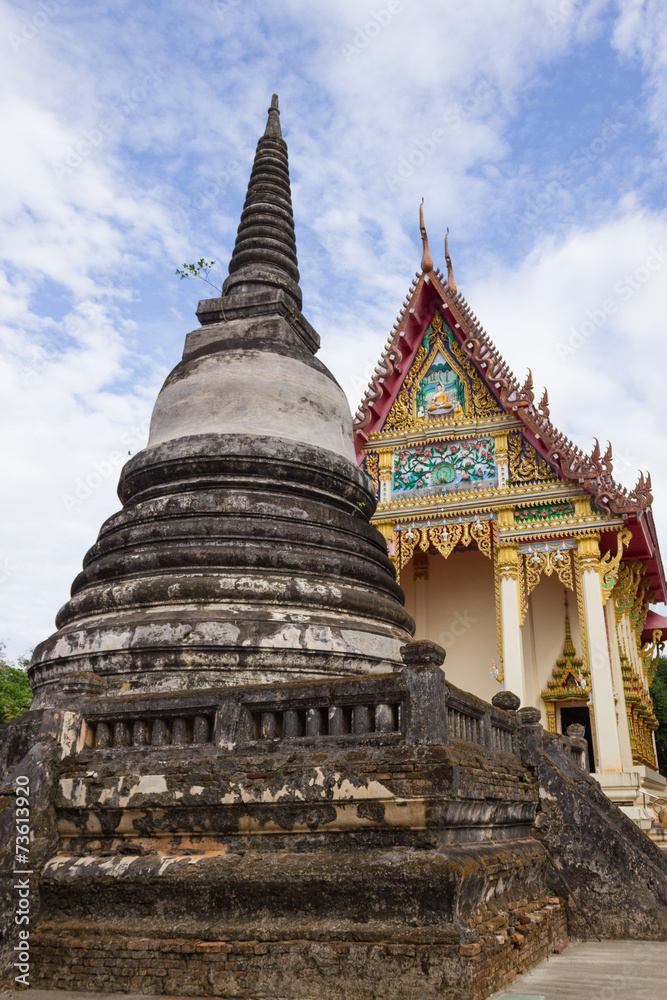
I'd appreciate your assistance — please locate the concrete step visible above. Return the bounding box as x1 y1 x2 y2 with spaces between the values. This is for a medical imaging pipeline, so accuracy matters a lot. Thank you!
647 824 667 851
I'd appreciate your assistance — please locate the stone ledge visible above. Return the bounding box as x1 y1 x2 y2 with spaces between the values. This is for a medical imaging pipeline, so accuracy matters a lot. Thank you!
25 897 566 1000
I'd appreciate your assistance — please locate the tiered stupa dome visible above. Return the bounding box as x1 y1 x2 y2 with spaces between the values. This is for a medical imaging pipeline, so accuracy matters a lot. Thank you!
29 96 414 706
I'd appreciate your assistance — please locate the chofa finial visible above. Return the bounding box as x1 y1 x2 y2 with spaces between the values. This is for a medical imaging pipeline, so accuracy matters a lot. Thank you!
445 228 457 292
419 199 433 273
264 93 282 138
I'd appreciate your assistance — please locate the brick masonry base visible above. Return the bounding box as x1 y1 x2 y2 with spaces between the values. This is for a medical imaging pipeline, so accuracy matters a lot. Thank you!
29 899 566 1000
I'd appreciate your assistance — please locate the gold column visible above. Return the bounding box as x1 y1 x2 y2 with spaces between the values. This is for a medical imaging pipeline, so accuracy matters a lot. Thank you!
495 432 509 488
495 526 526 704
576 533 623 772
573 496 592 519
377 448 393 506
374 520 396 567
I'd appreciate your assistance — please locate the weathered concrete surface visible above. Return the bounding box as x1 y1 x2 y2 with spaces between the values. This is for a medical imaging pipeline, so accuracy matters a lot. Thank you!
147 345 356 459
491 939 667 999
518 716 667 938
0 740 60 987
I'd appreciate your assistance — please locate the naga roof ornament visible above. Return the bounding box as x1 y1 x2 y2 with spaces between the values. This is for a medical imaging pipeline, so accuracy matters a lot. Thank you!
419 199 433 273
445 228 456 293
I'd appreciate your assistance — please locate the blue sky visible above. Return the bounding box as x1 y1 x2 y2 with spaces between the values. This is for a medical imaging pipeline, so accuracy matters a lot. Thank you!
2 0 667 658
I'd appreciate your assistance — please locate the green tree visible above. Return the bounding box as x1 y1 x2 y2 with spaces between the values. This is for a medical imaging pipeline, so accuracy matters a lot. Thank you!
0 642 33 725
650 656 667 778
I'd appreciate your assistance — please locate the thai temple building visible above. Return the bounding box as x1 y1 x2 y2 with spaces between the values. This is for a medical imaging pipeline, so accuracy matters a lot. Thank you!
354 208 667 811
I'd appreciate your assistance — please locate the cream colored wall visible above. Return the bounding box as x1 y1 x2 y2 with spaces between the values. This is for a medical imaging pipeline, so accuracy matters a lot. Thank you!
523 573 584 723
401 549 498 702
400 552 590 716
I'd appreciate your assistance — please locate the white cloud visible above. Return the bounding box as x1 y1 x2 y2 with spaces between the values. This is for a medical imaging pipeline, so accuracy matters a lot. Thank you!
2 0 667 654
463 207 667 615
612 0 667 151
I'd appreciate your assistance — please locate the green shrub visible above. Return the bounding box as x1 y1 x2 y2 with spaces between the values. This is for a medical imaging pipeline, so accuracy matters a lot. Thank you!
650 656 667 778
0 643 32 725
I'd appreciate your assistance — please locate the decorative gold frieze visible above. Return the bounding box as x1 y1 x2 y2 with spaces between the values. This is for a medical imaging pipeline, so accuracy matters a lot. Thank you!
394 518 493 578
522 548 575 620
431 519 493 560
509 430 559 484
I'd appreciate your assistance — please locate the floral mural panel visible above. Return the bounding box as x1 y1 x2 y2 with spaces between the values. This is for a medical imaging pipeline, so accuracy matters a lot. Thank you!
392 438 497 496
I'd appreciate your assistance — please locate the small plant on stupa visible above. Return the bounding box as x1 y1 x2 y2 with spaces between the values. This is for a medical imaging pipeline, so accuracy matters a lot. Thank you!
175 258 222 294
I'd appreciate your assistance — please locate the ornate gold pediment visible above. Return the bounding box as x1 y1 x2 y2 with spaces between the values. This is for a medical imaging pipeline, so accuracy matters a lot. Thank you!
384 309 503 433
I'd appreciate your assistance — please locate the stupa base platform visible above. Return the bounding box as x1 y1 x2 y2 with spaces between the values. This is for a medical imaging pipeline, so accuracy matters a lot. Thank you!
2 660 667 999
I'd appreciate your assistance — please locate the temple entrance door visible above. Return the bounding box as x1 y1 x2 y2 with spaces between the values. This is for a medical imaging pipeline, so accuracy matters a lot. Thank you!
560 705 595 773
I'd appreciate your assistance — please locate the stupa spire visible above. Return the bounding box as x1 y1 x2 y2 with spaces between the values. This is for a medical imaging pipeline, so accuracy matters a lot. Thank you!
264 93 282 137
222 92 302 310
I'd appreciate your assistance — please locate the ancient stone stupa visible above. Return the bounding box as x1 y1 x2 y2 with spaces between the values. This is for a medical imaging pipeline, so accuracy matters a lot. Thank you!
29 94 413 710
2 96 667 1000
